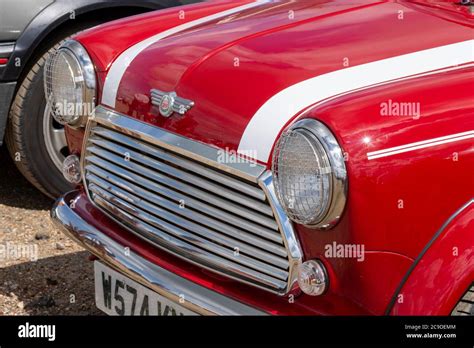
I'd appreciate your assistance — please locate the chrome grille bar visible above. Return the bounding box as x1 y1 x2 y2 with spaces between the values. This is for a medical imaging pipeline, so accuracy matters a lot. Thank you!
91 128 266 201
89 184 288 281
85 166 287 254
91 194 288 291
88 136 273 215
82 107 302 294
87 173 289 267
85 147 279 231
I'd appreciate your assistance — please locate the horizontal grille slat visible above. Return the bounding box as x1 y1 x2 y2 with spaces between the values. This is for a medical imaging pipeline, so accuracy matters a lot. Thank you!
88 136 273 216
90 189 288 286
90 186 288 281
91 128 266 201
85 164 286 251
87 173 289 267
83 123 294 294
85 150 279 231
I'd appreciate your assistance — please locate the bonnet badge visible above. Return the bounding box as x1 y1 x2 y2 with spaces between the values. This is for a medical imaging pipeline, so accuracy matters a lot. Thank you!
151 89 194 118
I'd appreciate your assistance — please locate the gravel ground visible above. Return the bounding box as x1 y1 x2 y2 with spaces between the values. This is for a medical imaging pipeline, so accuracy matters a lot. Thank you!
0 146 102 315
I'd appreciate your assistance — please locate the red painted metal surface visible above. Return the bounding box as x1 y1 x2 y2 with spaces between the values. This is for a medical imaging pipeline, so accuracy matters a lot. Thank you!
70 190 372 315
77 0 258 73
64 0 474 314
294 66 474 314
390 201 474 315
76 0 472 154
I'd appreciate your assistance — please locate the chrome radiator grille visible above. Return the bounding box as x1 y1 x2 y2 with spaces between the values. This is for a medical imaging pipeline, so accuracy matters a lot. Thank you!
82 108 301 294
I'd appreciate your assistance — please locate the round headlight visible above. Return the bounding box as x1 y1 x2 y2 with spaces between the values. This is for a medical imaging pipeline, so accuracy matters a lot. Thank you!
272 119 347 229
44 40 96 127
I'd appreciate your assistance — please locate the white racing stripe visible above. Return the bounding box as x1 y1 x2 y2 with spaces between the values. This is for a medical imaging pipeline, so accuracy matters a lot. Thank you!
238 40 474 163
101 0 269 108
367 131 474 160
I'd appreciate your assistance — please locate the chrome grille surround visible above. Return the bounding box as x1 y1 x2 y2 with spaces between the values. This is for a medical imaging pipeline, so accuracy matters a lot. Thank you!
81 106 302 295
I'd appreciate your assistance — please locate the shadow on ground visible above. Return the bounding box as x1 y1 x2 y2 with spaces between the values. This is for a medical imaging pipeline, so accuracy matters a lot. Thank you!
0 251 102 315
0 146 52 210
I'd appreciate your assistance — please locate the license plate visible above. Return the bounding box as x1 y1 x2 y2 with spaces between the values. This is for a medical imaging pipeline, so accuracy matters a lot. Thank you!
94 261 197 316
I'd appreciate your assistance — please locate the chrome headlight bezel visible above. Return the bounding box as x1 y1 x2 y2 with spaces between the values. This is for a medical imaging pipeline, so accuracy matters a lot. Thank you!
272 119 348 229
44 40 96 128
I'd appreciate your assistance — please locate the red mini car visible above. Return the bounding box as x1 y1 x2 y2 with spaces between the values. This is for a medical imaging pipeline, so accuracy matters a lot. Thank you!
48 0 473 315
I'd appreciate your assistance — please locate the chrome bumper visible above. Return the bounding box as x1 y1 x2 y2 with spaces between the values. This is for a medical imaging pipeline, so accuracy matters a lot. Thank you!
51 191 267 316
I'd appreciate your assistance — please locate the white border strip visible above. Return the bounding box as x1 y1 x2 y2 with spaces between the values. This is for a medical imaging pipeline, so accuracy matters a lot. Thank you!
367 131 474 160
101 0 268 108
368 130 474 156
238 39 474 163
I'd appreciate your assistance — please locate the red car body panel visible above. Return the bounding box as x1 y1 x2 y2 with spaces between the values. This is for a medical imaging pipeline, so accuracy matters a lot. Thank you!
78 0 258 73
391 201 474 315
64 0 473 315
70 191 372 315
78 0 472 156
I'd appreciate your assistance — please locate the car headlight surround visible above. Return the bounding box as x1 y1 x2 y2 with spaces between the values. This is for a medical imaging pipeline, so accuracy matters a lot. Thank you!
272 119 347 229
44 40 96 128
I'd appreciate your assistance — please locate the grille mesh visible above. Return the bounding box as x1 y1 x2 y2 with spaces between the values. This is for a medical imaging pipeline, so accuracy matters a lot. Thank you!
83 124 292 293
272 128 331 225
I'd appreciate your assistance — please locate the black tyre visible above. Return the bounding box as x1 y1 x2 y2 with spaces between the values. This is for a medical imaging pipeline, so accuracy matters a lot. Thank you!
5 24 101 199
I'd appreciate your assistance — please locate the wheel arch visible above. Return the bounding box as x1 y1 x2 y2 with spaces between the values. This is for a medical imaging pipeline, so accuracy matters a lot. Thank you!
0 0 191 143
386 199 474 315
1 1 173 83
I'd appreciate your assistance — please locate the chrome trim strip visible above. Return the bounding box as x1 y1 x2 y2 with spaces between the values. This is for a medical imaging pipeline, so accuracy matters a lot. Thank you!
0 43 14 58
88 106 265 182
259 171 303 293
51 191 267 316
82 107 303 295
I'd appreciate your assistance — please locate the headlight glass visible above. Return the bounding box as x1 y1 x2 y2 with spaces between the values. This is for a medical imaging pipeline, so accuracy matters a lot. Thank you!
272 119 347 229
44 40 96 127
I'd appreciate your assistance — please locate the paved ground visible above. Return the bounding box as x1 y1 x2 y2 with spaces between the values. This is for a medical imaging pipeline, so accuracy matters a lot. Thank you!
0 145 101 315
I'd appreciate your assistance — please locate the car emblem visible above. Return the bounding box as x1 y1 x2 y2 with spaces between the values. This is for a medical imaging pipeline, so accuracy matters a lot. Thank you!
151 89 194 118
